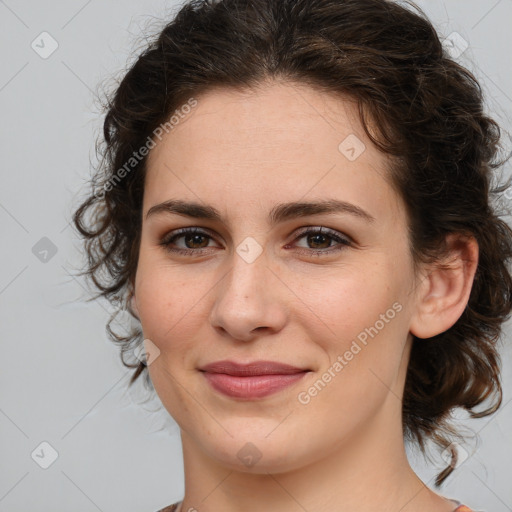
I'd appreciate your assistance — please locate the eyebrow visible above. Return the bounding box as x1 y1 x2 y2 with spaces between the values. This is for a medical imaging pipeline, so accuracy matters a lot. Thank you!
145 198 375 225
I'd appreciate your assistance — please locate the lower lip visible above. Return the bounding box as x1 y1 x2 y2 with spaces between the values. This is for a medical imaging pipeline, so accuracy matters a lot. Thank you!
202 372 309 399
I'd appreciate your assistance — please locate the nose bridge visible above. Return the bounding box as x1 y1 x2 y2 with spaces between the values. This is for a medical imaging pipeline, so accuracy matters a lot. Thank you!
221 239 269 303
209 238 287 339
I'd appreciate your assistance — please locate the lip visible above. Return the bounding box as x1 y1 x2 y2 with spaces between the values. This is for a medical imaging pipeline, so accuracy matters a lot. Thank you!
199 360 308 376
199 360 311 399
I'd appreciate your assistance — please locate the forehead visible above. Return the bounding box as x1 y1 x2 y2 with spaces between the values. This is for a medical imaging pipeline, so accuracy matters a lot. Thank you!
143 81 404 226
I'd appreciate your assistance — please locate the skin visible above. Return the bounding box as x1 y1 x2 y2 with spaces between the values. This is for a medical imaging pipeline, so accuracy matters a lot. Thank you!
131 80 478 512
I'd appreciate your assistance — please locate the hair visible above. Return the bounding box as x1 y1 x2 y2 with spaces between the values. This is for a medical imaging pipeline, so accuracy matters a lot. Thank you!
72 0 512 486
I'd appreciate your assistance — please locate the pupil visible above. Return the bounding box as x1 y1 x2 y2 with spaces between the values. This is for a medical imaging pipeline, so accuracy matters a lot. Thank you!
186 234 208 248
309 234 329 249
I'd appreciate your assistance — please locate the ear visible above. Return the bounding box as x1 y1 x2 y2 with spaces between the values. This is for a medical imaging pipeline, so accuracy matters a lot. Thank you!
409 233 479 339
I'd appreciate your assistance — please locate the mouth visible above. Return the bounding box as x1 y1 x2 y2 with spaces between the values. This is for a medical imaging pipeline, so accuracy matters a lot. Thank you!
199 360 311 399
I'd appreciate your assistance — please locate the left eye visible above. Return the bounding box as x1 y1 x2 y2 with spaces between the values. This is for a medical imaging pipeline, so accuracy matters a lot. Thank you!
159 226 352 256
291 227 352 254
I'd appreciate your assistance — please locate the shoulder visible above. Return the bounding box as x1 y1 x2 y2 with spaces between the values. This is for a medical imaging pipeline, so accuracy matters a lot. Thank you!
454 506 473 512
154 503 180 512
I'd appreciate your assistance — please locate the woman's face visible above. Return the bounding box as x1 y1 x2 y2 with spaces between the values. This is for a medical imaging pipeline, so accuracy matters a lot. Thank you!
134 81 421 472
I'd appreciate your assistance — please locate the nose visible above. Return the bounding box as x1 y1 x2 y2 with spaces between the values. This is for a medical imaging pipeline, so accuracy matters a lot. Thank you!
209 248 288 342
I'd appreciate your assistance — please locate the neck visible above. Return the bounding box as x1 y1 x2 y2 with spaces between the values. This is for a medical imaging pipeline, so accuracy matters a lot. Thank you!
177 394 454 512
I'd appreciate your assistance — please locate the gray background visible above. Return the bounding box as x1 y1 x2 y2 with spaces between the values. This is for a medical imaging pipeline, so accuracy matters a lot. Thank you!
0 0 511 510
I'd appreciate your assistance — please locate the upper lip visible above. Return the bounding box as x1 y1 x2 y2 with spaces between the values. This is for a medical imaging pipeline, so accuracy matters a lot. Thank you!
199 360 309 376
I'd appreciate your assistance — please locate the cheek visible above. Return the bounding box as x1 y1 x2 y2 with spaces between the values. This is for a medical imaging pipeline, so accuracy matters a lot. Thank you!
295 294 408 443
300 261 405 348
135 259 206 421
134 253 192 347
297 260 411 410
134 254 221 373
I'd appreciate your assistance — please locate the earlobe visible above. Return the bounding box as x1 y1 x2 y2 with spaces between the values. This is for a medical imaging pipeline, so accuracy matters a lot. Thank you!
409 233 479 339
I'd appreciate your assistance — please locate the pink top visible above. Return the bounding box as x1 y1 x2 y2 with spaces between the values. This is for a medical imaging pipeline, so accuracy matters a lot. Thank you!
156 502 474 511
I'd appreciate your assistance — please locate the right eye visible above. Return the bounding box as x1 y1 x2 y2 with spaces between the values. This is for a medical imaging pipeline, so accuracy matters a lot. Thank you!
159 227 221 256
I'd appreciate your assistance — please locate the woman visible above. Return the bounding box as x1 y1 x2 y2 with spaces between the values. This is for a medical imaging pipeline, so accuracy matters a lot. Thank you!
73 0 512 510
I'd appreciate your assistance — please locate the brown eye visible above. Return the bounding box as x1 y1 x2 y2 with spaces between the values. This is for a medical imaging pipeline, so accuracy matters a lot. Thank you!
305 232 332 249
160 228 219 255
290 227 352 256
180 232 210 249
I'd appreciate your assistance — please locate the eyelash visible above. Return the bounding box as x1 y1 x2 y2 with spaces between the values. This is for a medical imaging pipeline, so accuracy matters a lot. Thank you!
159 226 352 257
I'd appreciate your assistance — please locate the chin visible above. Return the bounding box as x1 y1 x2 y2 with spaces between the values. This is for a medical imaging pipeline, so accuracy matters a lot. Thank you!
196 425 310 474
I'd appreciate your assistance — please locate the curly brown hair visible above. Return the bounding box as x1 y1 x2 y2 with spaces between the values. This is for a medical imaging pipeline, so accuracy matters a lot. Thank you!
72 0 512 486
